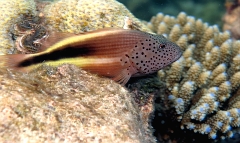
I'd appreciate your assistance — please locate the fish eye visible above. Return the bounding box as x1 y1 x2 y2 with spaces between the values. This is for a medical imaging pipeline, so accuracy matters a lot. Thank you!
159 44 166 48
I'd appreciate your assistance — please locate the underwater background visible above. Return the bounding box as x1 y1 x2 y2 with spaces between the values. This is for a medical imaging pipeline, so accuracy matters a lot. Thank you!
117 0 225 27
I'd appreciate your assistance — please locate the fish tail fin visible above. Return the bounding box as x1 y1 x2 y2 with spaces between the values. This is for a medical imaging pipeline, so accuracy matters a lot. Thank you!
40 31 77 51
0 54 31 72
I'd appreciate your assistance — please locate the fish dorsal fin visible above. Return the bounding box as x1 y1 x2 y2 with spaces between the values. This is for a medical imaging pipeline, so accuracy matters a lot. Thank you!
39 28 126 52
39 31 77 52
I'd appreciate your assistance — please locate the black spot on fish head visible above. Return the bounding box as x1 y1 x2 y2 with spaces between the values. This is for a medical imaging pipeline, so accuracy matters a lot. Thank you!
157 39 182 64
156 36 182 67
129 33 182 76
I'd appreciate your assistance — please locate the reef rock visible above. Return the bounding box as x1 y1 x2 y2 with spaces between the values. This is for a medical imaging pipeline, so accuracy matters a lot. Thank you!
0 64 156 143
223 0 240 40
0 0 36 54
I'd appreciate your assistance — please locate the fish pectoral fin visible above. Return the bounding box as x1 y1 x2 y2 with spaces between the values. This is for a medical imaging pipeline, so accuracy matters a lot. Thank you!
112 69 131 85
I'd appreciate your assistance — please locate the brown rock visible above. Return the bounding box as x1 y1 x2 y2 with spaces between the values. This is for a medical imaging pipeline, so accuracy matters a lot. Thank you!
0 64 156 143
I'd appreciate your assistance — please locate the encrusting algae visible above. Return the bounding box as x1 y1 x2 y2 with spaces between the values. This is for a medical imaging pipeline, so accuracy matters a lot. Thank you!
42 0 152 33
147 12 240 140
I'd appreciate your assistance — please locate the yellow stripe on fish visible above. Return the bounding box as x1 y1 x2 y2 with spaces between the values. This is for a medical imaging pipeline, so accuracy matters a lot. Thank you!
0 28 182 85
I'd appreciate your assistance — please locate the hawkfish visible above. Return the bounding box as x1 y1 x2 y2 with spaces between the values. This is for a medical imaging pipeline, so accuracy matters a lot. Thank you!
0 28 182 85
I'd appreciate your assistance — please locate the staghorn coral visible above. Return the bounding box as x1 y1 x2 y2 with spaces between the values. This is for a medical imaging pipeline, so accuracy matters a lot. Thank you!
42 0 151 33
147 12 240 141
0 0 37 55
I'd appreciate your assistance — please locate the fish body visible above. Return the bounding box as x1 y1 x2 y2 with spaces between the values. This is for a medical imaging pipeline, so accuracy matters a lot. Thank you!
0 28 182 84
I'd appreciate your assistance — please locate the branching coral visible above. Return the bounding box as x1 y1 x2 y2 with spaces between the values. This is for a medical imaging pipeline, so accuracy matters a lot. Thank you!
148 12 240 140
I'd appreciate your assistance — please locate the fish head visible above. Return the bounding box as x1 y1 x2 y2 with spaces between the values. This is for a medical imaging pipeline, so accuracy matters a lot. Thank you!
130 33 182 76
156 34 183 64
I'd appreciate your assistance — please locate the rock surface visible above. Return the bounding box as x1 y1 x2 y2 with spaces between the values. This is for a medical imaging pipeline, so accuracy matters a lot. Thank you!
0 64 156 143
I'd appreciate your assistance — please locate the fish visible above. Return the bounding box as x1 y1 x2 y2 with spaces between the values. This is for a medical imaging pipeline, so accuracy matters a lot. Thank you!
0 28 182 85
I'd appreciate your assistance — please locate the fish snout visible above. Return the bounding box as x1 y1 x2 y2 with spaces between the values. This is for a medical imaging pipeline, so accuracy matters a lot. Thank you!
160 42 182 65
168 42 182 62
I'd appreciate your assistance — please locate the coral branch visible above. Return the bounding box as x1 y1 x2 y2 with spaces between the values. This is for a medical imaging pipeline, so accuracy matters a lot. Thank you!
148 12 240 140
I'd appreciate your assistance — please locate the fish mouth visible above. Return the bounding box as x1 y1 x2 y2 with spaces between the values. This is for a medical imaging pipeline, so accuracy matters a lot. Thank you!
161 45 183 68
175 44 183 59
173 49 183 62
168 42 183 63
163 51 182 68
